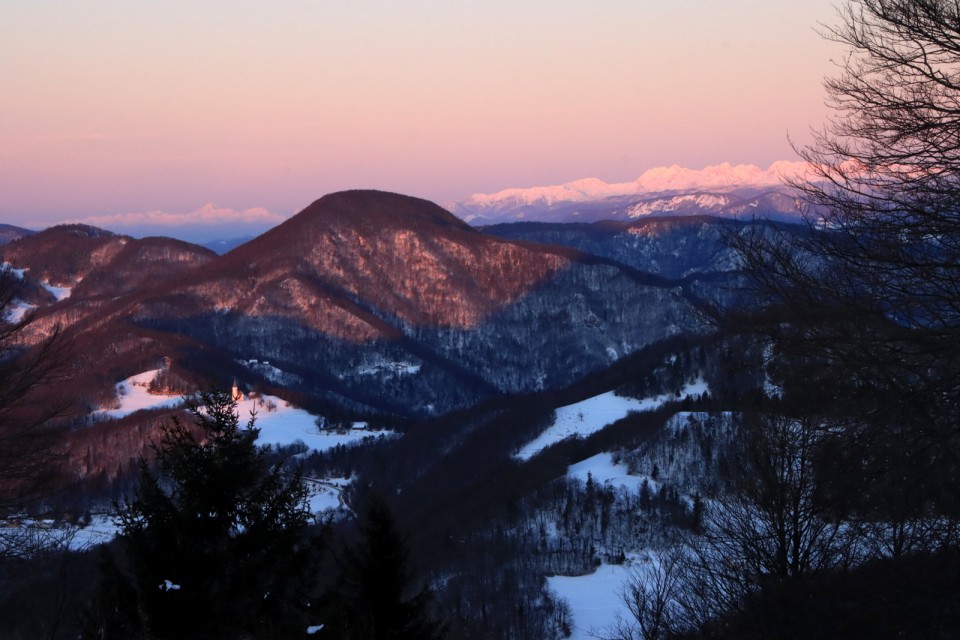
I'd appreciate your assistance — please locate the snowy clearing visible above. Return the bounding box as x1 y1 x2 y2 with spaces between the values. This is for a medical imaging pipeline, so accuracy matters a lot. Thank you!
41 281 72 301
95 370 393 453
5 300 36 323
2 263 26 279
50 474 349 551
549 553 661 640
305 477 352 514
355 360 421 377
515 379 709 460
69 514 121 550
236 395 393 452
567 452 656 494
94 369 186 418
549 562 634 639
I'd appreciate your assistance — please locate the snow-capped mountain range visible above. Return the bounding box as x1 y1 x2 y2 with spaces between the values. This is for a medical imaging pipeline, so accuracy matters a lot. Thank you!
451 161 812 224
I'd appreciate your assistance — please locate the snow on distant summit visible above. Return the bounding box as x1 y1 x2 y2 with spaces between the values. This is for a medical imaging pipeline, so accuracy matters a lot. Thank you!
451 161 811 224
634 160 808 192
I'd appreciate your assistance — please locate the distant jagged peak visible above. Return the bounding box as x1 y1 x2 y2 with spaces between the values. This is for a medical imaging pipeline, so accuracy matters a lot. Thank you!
634 160 809 191
457 178 638 211
454 161 812 215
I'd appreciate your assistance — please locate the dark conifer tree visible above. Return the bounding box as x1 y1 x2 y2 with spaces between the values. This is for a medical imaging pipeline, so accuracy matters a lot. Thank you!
84 390 320 639
323 494 444 640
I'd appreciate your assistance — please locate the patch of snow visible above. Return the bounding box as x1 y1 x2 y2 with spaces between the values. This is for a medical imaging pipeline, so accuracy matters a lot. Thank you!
682 377 709 397
0 513 121 553
2 263 27 279
515 379 709 460
235 395 394 452
454 161 811 215
567 453 654 494
548 562 634 639
68 514 121 550
549 553 667 639
5 299 36 323
93 370 394 454
94 369 186 419
41 281 72 301
305 477 352 514
355 359 421 377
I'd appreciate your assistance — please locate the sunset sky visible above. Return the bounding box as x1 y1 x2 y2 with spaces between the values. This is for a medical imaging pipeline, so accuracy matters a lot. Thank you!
2 1 840 234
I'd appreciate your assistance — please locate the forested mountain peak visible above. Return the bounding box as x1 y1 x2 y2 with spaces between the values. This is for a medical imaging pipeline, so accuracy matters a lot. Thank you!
294 189 472 234
203 190 572 334
1 226 216 299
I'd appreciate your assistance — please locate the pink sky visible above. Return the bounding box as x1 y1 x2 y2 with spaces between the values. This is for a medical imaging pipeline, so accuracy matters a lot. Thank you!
1 1 841 230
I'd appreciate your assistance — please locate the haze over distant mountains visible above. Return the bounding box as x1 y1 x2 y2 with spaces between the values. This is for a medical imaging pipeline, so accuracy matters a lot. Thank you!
16 162 813 246
450 161 812 225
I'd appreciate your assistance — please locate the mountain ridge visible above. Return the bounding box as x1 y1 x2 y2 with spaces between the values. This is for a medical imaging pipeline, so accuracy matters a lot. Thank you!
2 189 729 417
451 161 812 224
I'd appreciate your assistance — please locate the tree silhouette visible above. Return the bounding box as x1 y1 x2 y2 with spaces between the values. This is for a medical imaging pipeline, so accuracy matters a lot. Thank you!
84 390 320 639
323 494 444 640
0 266 76 570
728 0 960 532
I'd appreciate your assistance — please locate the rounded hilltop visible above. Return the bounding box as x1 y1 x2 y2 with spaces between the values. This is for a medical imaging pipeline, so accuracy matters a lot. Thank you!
290 189 471 234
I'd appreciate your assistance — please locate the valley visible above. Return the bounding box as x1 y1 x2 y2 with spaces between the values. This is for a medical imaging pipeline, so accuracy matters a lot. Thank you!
1 179 955 639
0 188 754 637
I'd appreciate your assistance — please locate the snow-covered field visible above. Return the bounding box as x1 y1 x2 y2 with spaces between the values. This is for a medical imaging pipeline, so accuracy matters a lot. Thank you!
554 454 654 637
515 379 709 460
41 281 72 301
305 477 353 514
3 264 26 280
94 369 392 453
567 452 656 495
235 395 391 452
2 264 39 322
549 561 635 639
554 456 649 637
58 370 389 548
5 300 36 323
49 474 353 552
33 475 352 553
544 388 712 637
549 553 663 640
94 369 186 419
69 514 121 550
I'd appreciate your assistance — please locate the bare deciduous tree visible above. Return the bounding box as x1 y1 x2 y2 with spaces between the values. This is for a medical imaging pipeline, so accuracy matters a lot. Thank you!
603 548 684 640
728 0 960 530
0 267 73 519
607 414 852 638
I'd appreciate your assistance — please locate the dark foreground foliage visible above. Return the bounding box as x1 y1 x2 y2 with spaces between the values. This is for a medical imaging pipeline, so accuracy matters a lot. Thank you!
317 494 445 640
82 390 322 639
676 550 960 640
